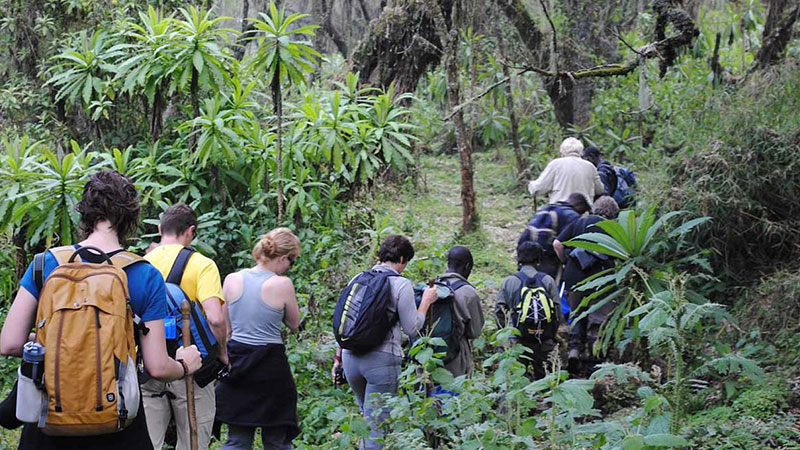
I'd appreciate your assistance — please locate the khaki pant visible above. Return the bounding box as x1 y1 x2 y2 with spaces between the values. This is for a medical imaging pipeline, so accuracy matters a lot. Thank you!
142 377 216 450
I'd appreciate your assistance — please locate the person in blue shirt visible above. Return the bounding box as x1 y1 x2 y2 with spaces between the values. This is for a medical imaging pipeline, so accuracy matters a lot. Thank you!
0 170 202 450
518 193 590 278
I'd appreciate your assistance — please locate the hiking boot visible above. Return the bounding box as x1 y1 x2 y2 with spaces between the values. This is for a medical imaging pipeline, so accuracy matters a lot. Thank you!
567 349 580 374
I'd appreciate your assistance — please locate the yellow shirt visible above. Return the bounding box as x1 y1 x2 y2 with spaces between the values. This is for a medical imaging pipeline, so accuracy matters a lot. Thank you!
144 244 225 307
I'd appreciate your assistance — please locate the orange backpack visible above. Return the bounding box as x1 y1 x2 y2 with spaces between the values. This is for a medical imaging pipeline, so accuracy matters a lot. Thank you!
33 245 144 436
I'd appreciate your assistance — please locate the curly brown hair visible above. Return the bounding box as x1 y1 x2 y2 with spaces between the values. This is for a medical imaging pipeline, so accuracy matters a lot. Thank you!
75 170 141 241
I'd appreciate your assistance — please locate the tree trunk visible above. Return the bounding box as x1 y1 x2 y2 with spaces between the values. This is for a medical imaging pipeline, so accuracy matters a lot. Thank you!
13 227 27 285
150 86 164 142
272 70 284 224
190 67 199 153
497 32 524 172
447 35 478 232
753 1 799 70
320 0 348 55
233 0 251 60
427 0 477 232
546 76 575 129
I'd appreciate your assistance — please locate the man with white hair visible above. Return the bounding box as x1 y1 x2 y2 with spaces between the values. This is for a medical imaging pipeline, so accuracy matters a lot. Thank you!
528 137 604 206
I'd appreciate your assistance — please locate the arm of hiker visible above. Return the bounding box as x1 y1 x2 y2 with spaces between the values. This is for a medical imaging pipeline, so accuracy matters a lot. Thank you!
197 260 228 363
269 276 300 332
201 297 229 364
397 279 428 336
528 162 554 196
0 288 38 356
553 239 566 262
593 171 604 197
331 346 342 382
494 278 513 328
464 289 485 339
140 320 201 381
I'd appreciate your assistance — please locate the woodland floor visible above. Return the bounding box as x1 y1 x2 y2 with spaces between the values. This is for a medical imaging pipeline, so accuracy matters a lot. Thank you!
372 148 533 308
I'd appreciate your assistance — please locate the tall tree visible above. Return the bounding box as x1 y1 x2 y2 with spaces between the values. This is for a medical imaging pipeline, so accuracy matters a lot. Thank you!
427 0 478 232
753 0 800 70
170 6 236 151
248 2 320 223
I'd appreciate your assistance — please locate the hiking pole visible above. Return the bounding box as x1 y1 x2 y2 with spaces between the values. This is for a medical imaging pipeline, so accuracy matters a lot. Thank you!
181 301 199 450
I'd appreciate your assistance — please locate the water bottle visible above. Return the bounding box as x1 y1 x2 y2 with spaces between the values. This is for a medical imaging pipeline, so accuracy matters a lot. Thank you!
22 342 45 387
17 342 45 423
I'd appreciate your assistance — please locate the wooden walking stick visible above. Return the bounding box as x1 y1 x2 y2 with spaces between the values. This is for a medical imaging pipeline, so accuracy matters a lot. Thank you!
181 301 199 450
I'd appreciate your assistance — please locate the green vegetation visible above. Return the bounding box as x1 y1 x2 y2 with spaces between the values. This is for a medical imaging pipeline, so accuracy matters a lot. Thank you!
1 0 799 448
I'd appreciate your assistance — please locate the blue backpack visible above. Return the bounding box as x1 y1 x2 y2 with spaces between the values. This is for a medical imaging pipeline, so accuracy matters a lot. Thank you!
525 205 561 250
613 166 637 209
333 270 398 353
164 247 218 361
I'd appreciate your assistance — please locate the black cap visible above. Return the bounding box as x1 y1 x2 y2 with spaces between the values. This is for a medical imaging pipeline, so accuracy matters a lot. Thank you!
583 145 602 158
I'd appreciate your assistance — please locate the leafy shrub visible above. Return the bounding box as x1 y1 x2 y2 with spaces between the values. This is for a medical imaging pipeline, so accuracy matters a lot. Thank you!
665 63 800 281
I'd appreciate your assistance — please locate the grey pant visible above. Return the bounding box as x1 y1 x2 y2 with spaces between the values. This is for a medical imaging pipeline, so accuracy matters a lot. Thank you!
342 350 402 450
222 425 291 450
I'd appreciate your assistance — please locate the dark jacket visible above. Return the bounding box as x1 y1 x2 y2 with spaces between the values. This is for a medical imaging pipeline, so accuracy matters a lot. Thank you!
518 202 582 255
596 160 618 198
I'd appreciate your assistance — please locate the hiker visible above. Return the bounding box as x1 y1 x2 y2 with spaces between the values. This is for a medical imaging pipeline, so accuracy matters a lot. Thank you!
435 246 485 377
553 196 620 374
517 193 591 279
582 146 638 208
494 241 562 380
0 170 202 450
215 228 301 450
331 235 437 450
528 137 604 206
142 203 228 450
582 146 617 198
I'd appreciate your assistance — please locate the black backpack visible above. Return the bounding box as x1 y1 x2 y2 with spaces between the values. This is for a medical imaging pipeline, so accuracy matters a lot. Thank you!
333 269 398 353
413 279 468 364
511 271 558 341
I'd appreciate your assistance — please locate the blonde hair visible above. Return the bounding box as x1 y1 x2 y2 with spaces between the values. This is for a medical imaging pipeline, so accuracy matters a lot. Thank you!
252 227 300 263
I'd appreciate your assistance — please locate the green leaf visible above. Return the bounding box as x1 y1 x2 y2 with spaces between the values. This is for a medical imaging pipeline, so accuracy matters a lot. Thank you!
643 433 688 447
621 435 645 450
639 308 668 331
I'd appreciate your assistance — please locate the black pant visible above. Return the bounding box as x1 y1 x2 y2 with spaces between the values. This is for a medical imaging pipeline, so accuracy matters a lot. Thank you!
519 338 557 380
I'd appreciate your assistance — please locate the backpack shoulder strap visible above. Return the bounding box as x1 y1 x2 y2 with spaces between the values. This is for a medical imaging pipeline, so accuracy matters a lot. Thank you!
33 252 46 294
514 271 532 285
110 251 147 270
531 271 548 288
166 247 196 285
49 245 76 265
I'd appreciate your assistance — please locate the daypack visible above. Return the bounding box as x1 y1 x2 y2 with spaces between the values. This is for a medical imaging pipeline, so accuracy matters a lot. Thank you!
613 166 637 209
412 279 468 364
163 247 221 387
31 246 144 436
524 205 561 250
511 271 558 341
596 161 618 197
333 270 398 353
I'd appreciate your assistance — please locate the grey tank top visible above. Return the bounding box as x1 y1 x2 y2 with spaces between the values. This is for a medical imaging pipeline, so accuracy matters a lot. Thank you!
229 269 285 345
